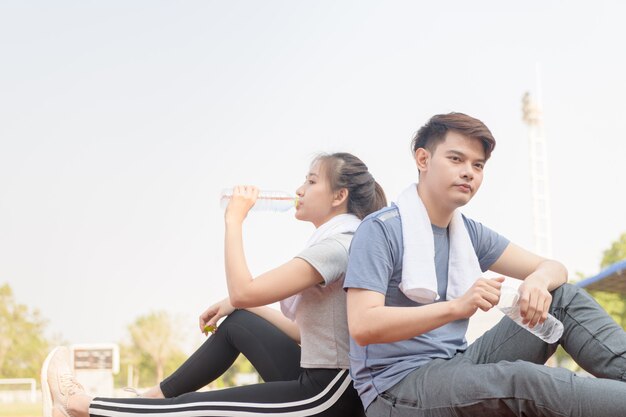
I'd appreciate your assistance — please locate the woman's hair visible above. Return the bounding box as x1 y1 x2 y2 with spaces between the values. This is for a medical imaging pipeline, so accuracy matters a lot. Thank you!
410 112 496 160
312 152 387 220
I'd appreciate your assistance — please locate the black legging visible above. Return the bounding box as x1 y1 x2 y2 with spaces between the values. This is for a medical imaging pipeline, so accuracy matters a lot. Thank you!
90 310 365 417
161 309 302 394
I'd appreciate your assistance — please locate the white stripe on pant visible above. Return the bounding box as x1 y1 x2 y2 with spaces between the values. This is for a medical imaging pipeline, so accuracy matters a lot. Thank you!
89 369 360 417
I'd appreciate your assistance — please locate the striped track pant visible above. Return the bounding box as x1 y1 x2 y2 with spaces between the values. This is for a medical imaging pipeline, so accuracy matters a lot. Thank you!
90 310 364 417
90 368 363 417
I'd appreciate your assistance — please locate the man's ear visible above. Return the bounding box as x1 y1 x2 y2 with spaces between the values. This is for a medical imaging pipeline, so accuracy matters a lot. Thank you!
414 148 430 172
332 188 349 207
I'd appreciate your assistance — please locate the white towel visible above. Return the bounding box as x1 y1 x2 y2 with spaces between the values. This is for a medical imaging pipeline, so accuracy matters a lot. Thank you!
280 213 362 320
396 183 482 304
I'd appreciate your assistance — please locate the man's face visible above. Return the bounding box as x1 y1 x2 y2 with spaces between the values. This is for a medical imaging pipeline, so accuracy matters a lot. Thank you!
418 131 486 210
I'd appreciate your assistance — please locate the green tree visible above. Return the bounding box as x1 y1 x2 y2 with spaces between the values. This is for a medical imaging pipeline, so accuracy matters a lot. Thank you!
125 311 185 385
556 233 626 370
588 232 626 327
115 342 187 389
600 232 626 268
0 283 50 379
214 354 257 388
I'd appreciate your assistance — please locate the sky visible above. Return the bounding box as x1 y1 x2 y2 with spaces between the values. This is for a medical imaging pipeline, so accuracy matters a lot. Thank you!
1 1 625 350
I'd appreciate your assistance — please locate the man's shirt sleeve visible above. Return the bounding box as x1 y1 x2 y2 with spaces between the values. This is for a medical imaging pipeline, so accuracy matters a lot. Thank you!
344 217 395 295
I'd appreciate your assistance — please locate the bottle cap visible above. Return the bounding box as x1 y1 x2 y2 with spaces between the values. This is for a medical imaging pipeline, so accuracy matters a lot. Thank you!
498 285 519 308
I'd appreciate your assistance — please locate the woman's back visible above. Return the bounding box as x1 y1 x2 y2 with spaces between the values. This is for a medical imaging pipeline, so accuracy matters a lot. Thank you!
294 233 353 369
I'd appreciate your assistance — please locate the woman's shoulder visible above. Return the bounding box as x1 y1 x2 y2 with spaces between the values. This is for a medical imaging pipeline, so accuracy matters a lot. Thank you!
316 232 353 253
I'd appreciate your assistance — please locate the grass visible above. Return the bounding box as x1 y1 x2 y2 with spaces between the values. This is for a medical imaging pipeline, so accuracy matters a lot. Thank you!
0 402 42 417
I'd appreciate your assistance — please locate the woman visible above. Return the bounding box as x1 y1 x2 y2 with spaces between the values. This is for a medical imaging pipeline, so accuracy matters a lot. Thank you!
42 152 386 417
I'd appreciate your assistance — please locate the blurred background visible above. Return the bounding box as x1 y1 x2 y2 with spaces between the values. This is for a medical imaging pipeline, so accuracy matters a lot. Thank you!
1 1 625 415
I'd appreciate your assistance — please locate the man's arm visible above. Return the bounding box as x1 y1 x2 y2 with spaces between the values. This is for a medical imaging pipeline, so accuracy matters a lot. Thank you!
347 277 504 346
490 242 568 327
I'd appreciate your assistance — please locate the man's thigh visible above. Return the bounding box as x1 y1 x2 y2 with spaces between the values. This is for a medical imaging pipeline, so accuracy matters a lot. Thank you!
463 315 556 365
370 357 574 417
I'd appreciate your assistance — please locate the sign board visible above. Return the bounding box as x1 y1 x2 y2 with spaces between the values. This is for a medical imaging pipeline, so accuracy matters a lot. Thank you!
73 348 114 370
70 343 119 397
70 344 119 373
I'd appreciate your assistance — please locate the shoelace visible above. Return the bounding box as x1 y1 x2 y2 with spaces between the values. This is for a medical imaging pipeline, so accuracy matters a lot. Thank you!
123 387 141 397
60 374 84 397
56 374 84 417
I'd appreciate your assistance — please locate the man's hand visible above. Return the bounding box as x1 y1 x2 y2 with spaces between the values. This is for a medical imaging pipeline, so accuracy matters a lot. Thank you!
452 277 505 319
518 274 552 328
489 243 567 327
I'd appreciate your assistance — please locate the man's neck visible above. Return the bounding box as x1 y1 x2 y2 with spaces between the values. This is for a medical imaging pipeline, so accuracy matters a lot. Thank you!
416 184 454 228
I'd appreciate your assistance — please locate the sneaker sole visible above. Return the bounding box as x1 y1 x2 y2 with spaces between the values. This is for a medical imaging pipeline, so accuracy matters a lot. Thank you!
41 346 63 417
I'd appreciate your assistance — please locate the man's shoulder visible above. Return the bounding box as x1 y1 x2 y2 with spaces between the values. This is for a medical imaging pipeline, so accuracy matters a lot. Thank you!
460 213 497 237
354 205 402 245
362 205 400 225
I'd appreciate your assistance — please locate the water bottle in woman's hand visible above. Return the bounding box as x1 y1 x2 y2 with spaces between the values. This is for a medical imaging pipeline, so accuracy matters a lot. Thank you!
220 189 298 212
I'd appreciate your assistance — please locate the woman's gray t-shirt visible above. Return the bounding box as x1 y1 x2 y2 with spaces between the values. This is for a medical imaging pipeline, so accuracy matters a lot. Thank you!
294 232 353 369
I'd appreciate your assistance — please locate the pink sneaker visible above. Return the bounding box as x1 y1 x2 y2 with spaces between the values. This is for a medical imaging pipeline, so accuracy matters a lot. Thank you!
41 346 85 417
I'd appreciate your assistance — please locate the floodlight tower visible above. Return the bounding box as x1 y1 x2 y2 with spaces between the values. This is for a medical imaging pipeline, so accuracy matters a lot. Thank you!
522 91 553 258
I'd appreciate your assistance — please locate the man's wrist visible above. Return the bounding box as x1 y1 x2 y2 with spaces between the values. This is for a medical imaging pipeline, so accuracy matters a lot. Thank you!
446 299 467 321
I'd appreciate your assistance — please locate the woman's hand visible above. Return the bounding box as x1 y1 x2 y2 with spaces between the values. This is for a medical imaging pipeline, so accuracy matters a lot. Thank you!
224 185 259 224
199 297 236 335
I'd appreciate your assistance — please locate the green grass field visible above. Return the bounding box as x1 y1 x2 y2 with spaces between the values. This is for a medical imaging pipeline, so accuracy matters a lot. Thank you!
0 402 42 417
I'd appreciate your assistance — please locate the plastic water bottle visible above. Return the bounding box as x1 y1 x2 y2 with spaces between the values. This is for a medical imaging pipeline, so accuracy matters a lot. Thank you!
497 284 564 344
220 189 298 212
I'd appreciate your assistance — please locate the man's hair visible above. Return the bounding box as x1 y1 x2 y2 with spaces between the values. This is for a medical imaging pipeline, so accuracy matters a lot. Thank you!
410 112 496 160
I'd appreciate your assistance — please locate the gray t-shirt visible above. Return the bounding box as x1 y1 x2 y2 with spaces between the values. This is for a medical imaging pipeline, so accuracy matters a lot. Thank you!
294 232 353 369
344 205 509 408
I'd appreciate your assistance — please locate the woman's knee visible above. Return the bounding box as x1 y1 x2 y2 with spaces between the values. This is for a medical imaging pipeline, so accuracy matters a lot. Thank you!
219 309 280 341
220 309 254 329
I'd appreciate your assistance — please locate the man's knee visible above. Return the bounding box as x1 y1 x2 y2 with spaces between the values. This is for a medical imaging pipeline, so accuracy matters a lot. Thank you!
551 282 584 306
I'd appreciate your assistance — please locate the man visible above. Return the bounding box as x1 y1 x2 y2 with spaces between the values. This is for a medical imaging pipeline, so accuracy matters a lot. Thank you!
344 112 626 417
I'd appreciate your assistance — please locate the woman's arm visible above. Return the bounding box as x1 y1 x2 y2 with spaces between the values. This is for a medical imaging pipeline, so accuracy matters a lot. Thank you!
223 185 324 309
246 306 301 343
199 297 301 342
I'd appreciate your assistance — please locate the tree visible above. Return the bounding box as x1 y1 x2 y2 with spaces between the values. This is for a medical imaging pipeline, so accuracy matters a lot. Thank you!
556 233 626 370
115 342 187 389
214 354 257 388
126 311 185 384
600 232 626 268
588 232 626 327
0 283 50 379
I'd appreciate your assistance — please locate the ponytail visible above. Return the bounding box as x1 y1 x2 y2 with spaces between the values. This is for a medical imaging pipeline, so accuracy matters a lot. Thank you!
313 152 387 220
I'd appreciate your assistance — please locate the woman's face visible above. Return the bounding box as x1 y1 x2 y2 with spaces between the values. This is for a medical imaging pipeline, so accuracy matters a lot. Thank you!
294 160 338 227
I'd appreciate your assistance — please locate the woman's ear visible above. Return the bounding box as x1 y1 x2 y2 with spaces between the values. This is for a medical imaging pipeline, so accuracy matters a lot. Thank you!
414 148 430 172
332 188 349 208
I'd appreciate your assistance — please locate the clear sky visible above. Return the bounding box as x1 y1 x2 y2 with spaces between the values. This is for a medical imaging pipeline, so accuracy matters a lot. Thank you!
1 1 625 348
